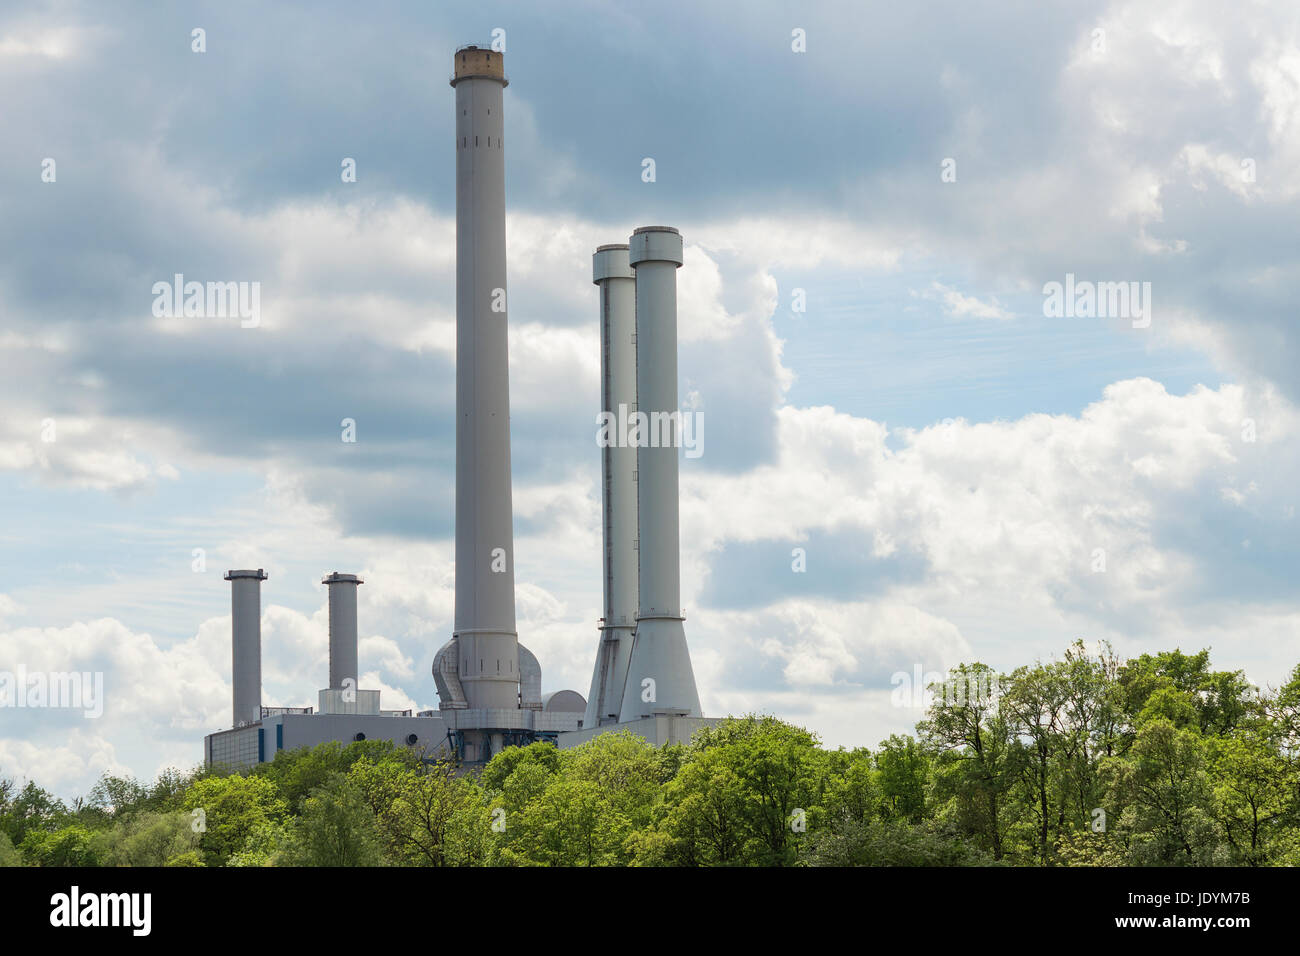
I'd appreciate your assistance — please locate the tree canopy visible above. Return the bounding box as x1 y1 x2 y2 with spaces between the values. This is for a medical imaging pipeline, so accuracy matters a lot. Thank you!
2 641 1296 867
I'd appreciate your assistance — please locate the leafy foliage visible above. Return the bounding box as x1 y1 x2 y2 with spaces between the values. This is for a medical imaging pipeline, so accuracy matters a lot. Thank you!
2 642 1296 866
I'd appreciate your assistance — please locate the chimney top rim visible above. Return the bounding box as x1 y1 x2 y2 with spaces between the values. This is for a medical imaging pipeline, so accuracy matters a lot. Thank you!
224 569 268 581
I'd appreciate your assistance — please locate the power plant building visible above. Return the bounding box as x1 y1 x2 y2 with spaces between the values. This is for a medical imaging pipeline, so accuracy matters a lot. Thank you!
204 45 717 773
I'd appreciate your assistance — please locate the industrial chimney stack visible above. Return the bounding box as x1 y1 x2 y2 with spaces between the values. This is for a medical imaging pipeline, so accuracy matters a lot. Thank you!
323 572 363 691
225 568 267 728
618 226 702 721
585 244 638 727
429 44 525 763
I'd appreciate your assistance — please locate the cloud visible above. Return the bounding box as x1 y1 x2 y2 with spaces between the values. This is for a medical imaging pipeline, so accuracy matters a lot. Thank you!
679 377 1300 736
2 0 1299 799
923 282 1013 320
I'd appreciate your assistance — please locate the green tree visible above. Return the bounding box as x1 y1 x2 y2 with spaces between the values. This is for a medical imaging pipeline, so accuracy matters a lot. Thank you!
1209 733 1291 864
0 831 23 867
87 774 148 818
144 767 199 815
821 748 877 826
650 752 749 866
164 850 206 866
183 774 287 865
92 810 201 867
479 741 562 793
353 758 490 866
499 777 618 866
1137 684 1199 729
254 740 413 811
646 716 822 866
876 735 928 823
803 818 996 866
1268 664 1300 756
1102 718 1217 864
278 774 384 866
1002 660 1069 863
225 817 294 867
1120 650 1258 740
489 733 662 866
0 781 66 848
20 823 102 866
919 663 1020 860
1056 640 1124 830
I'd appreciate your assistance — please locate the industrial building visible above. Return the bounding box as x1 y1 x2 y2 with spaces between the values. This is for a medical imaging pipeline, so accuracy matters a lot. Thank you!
204 44 718 773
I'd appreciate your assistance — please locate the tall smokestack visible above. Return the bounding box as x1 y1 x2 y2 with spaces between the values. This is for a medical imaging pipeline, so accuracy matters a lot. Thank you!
225 568 267 727
619 227 702 721
323 572 362 691
585 244 637 728
449 45 520 712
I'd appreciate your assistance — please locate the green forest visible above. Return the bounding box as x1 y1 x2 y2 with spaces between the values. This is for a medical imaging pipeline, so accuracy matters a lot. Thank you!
3 642 1299 867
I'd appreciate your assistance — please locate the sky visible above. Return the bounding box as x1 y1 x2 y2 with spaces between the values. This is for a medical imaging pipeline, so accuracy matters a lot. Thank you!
2 0 1299 800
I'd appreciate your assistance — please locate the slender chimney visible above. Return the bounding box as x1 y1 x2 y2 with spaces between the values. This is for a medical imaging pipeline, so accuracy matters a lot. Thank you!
448 45 520 714
585 244 637 728
619 227 702 721
225 569 267 727
323 572 363 691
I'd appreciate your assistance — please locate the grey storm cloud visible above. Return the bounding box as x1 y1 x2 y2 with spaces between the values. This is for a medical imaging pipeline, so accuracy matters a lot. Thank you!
699 525 930 610
1 0 1109 221
4 0 1297 457
0 0 1295 572
1 0 1296 571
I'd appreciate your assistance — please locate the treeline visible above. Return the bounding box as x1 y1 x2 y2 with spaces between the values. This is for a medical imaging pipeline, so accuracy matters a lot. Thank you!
2 641 1298 866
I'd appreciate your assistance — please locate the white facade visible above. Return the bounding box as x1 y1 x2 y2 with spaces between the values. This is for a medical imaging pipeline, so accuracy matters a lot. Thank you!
204 705 584 773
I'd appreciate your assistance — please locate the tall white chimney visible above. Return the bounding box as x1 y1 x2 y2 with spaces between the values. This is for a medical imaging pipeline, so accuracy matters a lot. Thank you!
435 45 520 748
619 226 702 721
585 243 637 727
225 568 267 727
323 572 362 691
